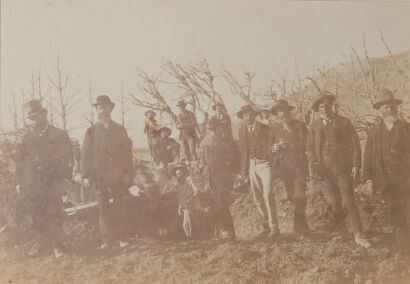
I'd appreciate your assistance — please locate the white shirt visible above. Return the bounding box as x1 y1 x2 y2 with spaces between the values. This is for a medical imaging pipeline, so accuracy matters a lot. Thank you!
247 122 256 133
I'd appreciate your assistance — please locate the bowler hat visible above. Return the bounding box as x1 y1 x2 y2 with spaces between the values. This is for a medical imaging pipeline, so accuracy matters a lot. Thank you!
373 89 402 109
311 92 336 112
176 100 187 107
145 110 156 117
159 127 172 136
237 105 256 119
93 95 115 107
24 100 47 119
270 99 294 115
212 102 225 111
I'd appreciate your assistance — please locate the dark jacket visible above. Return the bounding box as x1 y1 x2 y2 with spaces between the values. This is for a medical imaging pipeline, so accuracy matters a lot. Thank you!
208 114 233 141
15 125 73 193
307 115 361 170
363 119 410 191
176 110 198 139
81 121 133 184
238 121 273 176
271 119 308 169
153 137 179 165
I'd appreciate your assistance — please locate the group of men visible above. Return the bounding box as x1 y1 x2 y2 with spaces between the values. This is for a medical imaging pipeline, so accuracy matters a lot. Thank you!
12 87 410 258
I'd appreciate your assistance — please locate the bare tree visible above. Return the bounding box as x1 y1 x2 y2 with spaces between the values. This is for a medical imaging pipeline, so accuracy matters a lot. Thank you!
10 92 19 131
128 71 177 121
45 53 83 133
221 64 257 109
84 82 95 126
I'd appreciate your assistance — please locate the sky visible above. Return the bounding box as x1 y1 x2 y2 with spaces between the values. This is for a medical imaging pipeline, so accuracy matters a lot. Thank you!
2 0 410 146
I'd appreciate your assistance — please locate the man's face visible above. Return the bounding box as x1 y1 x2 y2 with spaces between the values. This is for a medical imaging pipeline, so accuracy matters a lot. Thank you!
379 103 398 119
276 109 289 122
178 105 186 112
215 106 223 115
243 112 255 125
96 104 113 121
160 131 167 138
147 113 154 119
318 100 334 119
26 112 47 131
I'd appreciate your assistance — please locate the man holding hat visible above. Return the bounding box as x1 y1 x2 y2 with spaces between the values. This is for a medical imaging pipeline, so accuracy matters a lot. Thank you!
81 95 133 249
176 100 198 161
144 110 161 162
15 99 73 258
237 105 279 239
307 93 370 248
270 99 309 235
153 127 180 168
363 89 410 251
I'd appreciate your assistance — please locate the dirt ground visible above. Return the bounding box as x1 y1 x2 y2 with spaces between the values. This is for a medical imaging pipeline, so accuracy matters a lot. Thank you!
1 177 410 283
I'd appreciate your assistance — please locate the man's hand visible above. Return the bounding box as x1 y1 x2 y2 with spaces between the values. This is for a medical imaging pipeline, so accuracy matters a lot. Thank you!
178 206 183 216
83 178 90 189
272 144 281 152
351 167 359 179
16 185 21 195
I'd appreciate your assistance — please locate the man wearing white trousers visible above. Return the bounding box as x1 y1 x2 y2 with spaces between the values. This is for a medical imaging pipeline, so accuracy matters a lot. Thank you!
237 105 279 239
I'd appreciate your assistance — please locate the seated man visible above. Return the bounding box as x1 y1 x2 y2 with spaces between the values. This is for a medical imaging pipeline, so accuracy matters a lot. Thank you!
153 127 180 168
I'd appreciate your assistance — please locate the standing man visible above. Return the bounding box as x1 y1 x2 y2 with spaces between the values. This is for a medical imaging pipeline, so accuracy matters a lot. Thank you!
198 119 236 239
237 105 279 239
153 127 180 168
15 100 73 258
208 102 233 141
176 100 198 162
144 110 161 162
363 89 410 251
307 93 370 248
270 100 309 235
81 95 133 249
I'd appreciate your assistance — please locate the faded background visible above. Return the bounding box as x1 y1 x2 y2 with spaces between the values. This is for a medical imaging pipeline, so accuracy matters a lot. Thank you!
1 0 410 146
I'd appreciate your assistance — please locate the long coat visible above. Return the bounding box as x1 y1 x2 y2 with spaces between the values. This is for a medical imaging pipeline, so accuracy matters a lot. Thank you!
176 110 198 139
238 121 273 176
81 121 133 185
306 115 361 170
15 125 73 195
363 119 410 191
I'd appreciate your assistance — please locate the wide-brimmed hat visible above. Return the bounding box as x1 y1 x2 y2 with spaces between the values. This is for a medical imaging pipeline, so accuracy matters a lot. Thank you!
145 110 156 117
237 105 256 119
373 89 402 109
311 92 336 112
24 100 47 119
93 95 115 107
212 102 225 111
176 100 187 107
270 99 295 115
159 127 172 136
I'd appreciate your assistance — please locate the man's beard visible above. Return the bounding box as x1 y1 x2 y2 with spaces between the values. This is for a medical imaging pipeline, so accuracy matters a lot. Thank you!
383 113 398 124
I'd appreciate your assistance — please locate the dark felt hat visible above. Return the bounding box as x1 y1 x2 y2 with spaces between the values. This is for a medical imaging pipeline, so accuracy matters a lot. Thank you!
270 99 295 115
93 95 115 107
24 100 47 119
373 89 402 109
311 93 336 112
159 127 172 136
176 100 187 107
212 102 225 111
145 110 156 117
237 105 256 119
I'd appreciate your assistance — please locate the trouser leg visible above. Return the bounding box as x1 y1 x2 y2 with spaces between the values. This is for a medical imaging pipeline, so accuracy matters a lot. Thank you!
186 135 198 161
182 209 192 237
181 137 193 161
256 161 278 233
249 159 267 219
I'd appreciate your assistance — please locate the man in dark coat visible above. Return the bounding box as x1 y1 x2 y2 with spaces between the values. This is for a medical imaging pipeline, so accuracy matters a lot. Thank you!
198 119 236 239
363 89 410 251
176 100 198 161
15 100 73 258
270 100 309 235
153 127 180 168
237 105 279 238
307 93 370 248
81 95 133 249
208 103 233 142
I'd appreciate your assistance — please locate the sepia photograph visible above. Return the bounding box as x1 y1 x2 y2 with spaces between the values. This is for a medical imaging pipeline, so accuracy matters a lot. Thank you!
1 0 410 283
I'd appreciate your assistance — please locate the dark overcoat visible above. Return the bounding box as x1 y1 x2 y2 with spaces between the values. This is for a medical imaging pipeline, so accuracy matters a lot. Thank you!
363 119 410 192
15 125 73 195
81 121 133 185
238 121 273 176
306 115 361 170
